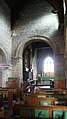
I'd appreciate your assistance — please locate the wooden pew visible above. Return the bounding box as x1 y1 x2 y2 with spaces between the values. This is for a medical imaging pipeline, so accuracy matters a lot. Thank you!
33 88 67 94
24 95 67 106
13 103 67 119
30 91 67 99
13 88 67 118
0 88 17 117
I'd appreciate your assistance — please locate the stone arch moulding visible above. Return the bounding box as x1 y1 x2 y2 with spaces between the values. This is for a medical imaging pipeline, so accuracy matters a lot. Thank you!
0 43 8 62
14 35 61 82
15 35 59 58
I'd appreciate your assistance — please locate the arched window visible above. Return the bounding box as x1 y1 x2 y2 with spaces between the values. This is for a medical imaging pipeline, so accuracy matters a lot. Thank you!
44 57 54 73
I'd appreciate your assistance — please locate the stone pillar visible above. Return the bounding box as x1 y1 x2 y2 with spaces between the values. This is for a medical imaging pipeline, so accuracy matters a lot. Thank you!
12 56 23 87
64 27 67 87
54 54 65 88
17 57 23 86
64 0 67 87
32 49 37 80
54 54 65 76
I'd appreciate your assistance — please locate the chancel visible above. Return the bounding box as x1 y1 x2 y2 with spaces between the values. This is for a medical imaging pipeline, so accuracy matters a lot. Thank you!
0 0 67 119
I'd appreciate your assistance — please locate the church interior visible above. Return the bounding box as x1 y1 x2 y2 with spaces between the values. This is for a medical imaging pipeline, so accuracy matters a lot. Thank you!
0 0 67 118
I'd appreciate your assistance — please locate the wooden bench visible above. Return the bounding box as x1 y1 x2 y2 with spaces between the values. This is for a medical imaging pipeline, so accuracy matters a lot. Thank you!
13 103 67 119
0 88 17 117
24 95 67 106
30 91 67 99
33 88 67 94
13 88 67 118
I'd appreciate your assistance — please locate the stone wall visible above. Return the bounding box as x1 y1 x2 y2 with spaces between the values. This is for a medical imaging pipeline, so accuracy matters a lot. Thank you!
12 0 63 57
0 0 12 64
0 0 12 87
11 0 65 85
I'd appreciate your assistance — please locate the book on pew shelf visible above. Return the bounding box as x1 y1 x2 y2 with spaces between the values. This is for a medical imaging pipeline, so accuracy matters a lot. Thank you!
53 110 64 119
38 95 46 98
40 100 51 106
54 101 66 106
35 109 49 118
52 110 67 119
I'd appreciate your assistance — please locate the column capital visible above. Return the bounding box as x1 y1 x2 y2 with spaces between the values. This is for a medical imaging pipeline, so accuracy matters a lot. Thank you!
12 56 23 59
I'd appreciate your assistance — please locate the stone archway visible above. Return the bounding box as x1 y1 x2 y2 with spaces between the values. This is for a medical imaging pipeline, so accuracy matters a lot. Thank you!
15 36 59 58
14 36 59 85
0 44 12 87
0 44 8 61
